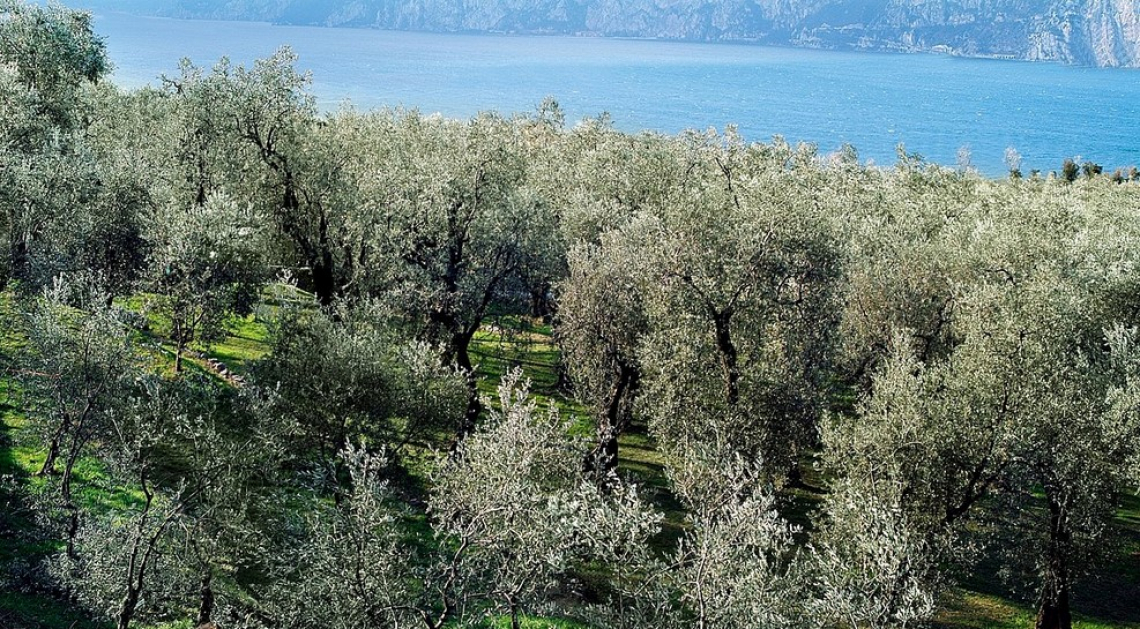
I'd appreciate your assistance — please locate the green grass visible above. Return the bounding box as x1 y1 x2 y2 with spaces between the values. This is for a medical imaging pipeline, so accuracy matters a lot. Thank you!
1 387 47 482
935 589 1140 629
470 316 588 426
475 614 592 629
0 592 109 629
72 459 147 514
118 291 273 380
1 395 108 629
200 312 271 373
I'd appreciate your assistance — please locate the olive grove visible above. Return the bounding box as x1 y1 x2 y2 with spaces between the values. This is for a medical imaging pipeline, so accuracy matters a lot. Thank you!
1 4 1139 629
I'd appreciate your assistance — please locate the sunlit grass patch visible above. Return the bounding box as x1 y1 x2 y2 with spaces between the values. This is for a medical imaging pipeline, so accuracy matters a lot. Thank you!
8 438 44 477
201 313 271 372
119 291 274 378
471 317 587 425
1 401 47 481
935 589 1036 629
472 317 562 390
935 589 1140 629
73 466 147 515
477 614 592 629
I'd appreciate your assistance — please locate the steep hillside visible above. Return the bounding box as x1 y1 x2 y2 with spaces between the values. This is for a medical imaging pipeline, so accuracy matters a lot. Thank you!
74 0 1140 66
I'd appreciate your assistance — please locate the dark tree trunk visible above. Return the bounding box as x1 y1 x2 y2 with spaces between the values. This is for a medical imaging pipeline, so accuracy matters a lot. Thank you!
454 328 481 441
277 170 339 307
1036 587 1072 629
453 328 474 375
459 385 482 441
194 145 209 208
10 238 29 285
197 571 215 626
507 596 522 629
593 427 620 477
786 461 807 489
37 417 69 476
313 208 337 306
310 257 337 307
62 430 85 559
62 503 79 559
589 361 639 477
712 309 739 407
117 587 141 629
529 282 553 320
1036 494 1073 629
173 318 188 374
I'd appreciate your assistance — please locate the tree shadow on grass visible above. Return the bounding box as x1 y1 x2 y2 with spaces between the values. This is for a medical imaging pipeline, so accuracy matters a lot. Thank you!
944 491 1140 629
1070 492 1140 625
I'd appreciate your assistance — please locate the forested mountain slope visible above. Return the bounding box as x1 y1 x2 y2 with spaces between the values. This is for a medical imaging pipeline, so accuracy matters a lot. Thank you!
73 0 1140 67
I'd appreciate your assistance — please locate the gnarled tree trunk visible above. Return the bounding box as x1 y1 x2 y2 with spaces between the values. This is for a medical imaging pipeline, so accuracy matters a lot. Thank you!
589 360 639 477
1036 493 1073 629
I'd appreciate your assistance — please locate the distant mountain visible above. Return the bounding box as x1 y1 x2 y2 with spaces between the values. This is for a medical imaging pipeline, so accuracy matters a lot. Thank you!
71 0 1140 67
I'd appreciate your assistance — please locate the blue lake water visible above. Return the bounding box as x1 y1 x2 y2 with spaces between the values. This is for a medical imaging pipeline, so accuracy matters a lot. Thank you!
86 11 1139 176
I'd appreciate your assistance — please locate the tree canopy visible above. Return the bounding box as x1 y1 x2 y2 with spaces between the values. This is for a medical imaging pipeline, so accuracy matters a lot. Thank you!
1 5 1139 629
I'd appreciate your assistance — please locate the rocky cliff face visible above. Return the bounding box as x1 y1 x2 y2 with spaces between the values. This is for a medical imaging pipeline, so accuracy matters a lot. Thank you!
79 0 1140 67
1061 0 1140 66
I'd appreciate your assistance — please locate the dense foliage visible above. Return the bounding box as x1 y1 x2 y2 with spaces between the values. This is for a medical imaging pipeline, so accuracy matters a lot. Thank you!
2 4 1139 629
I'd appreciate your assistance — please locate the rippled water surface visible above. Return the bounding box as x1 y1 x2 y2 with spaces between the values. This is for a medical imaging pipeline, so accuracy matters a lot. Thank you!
91 11 1140 175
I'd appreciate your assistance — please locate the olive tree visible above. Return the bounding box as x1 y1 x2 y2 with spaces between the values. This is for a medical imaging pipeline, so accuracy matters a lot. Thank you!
833 165 1011 384
49 372 280 629
0 0 111 290
596 448 811 629
0 0 107 129
1004 320 1140 629
823 181 1140 629
161 382 284 627
264 373 657 629
264 443 420 629
253 298 467 478
559 232 648 474
815 336 965 628
145 192 266 372
19 278 138 556
650 451 808 629
357 112 559 435
430 371 659 629
635 133 841 477
811 476 941 629
53 485 188 629
217 50 370 306
50 375 196 629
